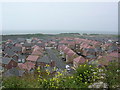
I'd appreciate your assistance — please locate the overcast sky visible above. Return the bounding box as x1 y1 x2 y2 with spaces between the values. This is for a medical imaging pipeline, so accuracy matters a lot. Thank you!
1 2 118 35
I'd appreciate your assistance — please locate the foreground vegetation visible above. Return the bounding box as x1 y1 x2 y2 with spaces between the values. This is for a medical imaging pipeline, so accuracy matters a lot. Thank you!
2 62 120 89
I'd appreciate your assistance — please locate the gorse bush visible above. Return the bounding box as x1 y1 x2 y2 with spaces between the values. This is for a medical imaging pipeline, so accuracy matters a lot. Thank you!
36 64 100 88
2 64 101 88
74 64 99 83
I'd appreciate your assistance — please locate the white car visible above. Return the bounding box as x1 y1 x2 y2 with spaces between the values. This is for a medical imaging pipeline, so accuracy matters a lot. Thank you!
66 65 70 71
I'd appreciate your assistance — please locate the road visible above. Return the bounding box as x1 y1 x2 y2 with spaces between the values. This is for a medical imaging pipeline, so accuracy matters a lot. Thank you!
45 48 66 70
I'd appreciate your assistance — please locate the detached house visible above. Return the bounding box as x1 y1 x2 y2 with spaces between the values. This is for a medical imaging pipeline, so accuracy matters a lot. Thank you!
36 55 50 68
32 50 42 56
18 54 26 63
66 50 78 63
14 43 22 47
26 55 39 63
2 57 18 70
18 62 35 72
3 67 25 77
98 52 119 67
4 48 18 60
11 46 22 54
82 45 97 59
22 43 33 55
17 38 26 44
73 56 86 68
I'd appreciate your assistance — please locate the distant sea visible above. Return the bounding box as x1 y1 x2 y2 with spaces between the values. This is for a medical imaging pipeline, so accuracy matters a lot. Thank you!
2 30 118 35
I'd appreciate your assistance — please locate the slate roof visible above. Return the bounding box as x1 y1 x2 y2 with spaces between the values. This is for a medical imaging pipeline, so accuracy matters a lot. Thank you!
18 54 26 59
11 47 22 52
86 48 96 53
17 38 26 42
37 55 50 63
95 47 102 52
5 50 16 57
23 43 33 47
6 43 14 48
86 55 96 59
2 57 12 64
3 67 25 77
36 43 45 47
3 48 11 53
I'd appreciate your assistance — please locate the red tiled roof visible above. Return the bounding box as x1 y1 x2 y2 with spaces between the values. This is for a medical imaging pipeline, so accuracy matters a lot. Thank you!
18 63 27 70
104 56 114 62
15 44 22 47
38 41 42 43
61 45 67 51
63 47 71 53
25 62 35 68
86 45 94 49
97 56 103 59
32 38 38 40
32 50 42 56
59 40 68 44
73 56 86 64
32 45 38 48
67 50 76 57
18 62 35 71
108 52 119 58
68 41 75 45
26 55 39 62
104 43 112 47
32 45 43 51
49 41 56 44
34 47 43 51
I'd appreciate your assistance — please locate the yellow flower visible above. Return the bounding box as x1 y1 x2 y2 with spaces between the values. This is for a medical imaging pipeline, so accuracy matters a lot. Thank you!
57 72 60 74
38 70 40 72
37 66 40 70
85 82 87 84
56 87 58 88
86 60 88 62
89 65 92 67
53 67 57 71
46 64 50 67
80 74 82 76
46 69 48 72
47 71 50 75
84 64 86 67
71 76 74 78
43 79 47 82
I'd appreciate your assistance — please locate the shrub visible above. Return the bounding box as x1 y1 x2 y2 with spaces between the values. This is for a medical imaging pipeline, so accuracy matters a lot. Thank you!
37 64 100 88
104 62 120 88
